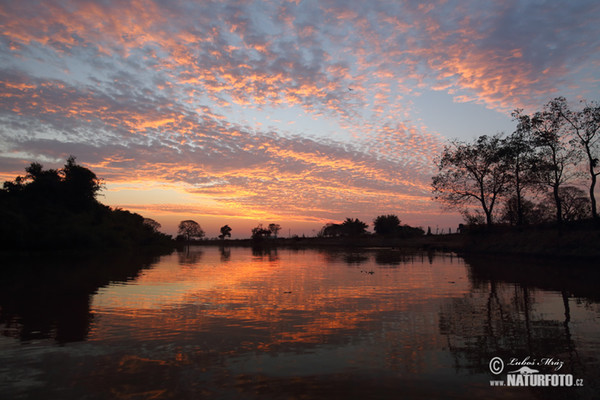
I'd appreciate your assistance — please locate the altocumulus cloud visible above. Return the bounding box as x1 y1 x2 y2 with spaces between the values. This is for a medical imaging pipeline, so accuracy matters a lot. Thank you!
1 0 599 227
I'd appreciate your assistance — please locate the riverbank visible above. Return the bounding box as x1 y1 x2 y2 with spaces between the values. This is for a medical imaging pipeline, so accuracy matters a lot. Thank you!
178 234 463 252
182 221 600 259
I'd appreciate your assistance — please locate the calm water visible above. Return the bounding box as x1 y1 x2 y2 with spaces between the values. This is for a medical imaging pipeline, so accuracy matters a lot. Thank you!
1 247 599 399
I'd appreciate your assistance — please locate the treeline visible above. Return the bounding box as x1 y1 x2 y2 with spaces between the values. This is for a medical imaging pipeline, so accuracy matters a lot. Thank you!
0 157 172 251
432 97 600 227
175 216 423 242
319 216 424 238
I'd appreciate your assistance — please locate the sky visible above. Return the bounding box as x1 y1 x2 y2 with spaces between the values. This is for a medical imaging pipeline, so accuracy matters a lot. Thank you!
1 0 599 238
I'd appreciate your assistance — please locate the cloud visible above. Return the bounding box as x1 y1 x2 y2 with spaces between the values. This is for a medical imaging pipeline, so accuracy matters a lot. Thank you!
1 0 598 229
0 66 440 224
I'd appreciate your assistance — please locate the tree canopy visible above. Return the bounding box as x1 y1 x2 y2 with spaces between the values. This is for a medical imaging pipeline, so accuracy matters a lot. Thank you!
0 157 171 250
433 97 599 226
177 220 205 241
432 135 510 226
219 225 232 239
320 218 368 237
373 215 400 236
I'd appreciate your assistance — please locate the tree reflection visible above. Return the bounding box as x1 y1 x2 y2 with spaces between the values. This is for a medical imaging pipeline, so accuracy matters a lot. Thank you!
219 246 231 262
177 246 204 265
439 255 598 378
251 245 279 262
0 251 166 343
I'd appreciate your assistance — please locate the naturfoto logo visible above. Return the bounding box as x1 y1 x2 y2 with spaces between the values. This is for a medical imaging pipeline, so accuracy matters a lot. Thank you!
488 356 583 388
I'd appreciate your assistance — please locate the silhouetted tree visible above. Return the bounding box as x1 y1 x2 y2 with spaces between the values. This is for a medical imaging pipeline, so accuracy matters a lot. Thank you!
177 220 204 241
397 224 425 238
340 218 368 236
432 135 510 226
219 224 232 239
500 196 545 226
528 99 580 224
503 115 537 225
319 218 368 237
543 186 591 222
251 224 271 240
320 223 343 237
0 158 172 250
268 223 281 238
554 97 600 219
373 214 400 236
62 155 102 208
143 218 161 232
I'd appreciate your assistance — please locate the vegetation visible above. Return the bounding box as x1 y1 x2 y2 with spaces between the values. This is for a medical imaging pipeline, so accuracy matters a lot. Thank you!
251 224 273 240
432 134 509 226
433 97 600 227
177 220 205 241
373 214 425 238
319 218 369 237
0 157 172 251
268 223 281 238
219 224 232 239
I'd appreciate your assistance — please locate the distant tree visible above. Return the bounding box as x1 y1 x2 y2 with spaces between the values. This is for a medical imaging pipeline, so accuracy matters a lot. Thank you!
528 99 580 224
251 224 271 240
320 223 343 237
373 214 400 236
553 97 600 219
340 218 368 236
143 218 161 232
268 223 281 238
219 224 232 239
178 220 205 241
432 135 510 226
319 218 368 237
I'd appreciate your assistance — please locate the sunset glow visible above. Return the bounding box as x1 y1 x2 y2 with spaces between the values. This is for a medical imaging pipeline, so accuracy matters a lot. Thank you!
1 0 599 237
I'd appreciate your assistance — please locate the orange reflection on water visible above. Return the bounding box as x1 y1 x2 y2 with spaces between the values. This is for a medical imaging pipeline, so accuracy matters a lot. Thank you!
89 247 470 352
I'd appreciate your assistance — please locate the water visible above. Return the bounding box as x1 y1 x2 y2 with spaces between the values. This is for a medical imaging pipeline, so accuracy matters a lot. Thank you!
1 247 599 399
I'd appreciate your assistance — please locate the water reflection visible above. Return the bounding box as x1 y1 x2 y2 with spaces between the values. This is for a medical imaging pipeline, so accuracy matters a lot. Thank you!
440 255 600 398
0 252 161 343
0 247 598 399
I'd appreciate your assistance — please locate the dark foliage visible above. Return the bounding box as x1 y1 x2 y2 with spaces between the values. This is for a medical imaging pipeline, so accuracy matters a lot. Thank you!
219 224 232 239
373 214 400 236
251 224 272 240
177 220 205 241
320 218 369 237
0 157 172 250
373 214 424 238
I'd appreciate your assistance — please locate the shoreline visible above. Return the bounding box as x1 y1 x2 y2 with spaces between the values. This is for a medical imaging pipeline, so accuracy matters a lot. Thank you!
178 223 600 260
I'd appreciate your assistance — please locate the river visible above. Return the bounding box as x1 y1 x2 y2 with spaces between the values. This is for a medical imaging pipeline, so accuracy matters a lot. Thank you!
1 247 598 399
